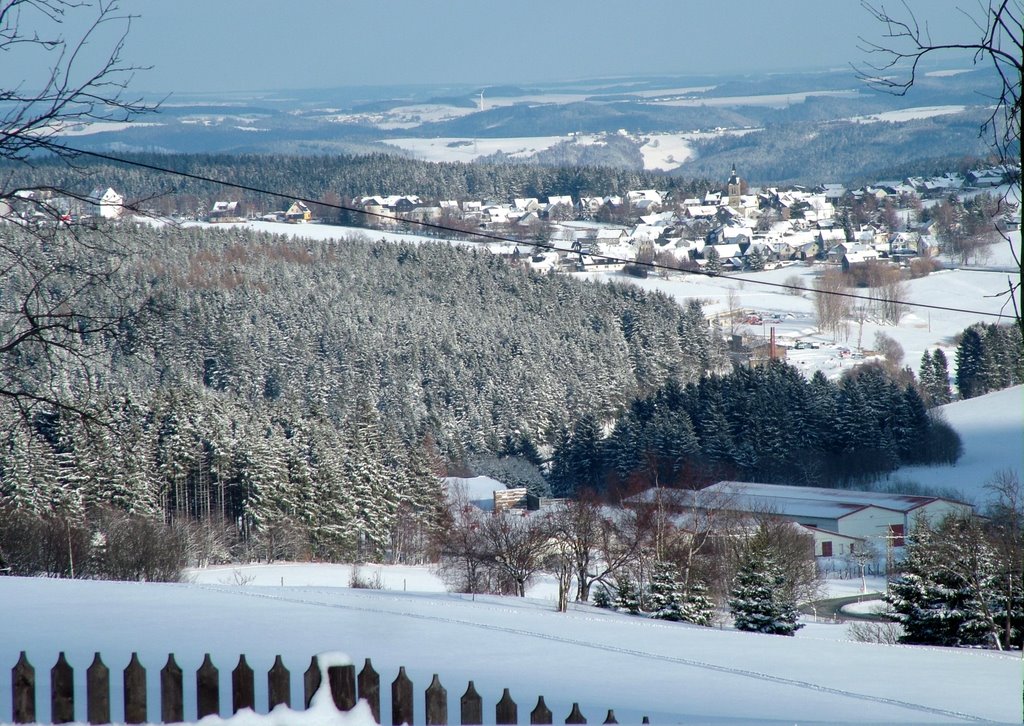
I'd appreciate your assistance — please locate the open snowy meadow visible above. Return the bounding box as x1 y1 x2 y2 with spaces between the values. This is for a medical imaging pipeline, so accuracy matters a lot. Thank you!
1 563 1019 725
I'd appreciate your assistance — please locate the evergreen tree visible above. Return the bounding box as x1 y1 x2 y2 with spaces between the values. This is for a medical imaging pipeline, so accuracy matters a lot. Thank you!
745 246 767 272
704 246 722 276
679 578 716 627
884 516 1002 647
955 327 988 399
592 584 613 609
614 577 642 614
928 349 952 405
729 544 804 636
648 561 686 621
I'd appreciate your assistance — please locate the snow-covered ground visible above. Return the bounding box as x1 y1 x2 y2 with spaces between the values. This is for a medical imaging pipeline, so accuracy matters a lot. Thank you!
881 385 1024 506
1 568 1017 725
849 106 967 124
379 136 569 163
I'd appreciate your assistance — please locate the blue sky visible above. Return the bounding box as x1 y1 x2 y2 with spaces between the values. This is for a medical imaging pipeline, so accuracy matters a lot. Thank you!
10 0 982 95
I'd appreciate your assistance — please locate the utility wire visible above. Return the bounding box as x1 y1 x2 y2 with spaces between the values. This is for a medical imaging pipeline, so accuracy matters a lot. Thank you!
33 139 1016 321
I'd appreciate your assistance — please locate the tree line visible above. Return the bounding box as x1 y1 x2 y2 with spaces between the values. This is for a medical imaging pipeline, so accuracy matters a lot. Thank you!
549 360 962 495
0 222 723 577
0 153 710 217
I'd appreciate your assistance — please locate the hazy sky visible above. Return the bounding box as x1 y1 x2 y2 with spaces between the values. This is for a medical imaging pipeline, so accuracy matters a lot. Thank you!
11 0 982 95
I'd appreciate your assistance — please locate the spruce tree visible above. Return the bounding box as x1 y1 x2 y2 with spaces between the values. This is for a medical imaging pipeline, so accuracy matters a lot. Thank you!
929 349 952 405
680 578 716 626
883 516 1002 647
729 545 804 636
649 561 686 621
955 327 988 399
614 577 642 614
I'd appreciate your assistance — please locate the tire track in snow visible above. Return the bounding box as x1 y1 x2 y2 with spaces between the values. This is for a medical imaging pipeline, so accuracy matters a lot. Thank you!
195 585 992 723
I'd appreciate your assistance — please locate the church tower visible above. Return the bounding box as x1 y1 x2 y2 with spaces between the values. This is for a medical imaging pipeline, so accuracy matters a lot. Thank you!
727 164 742 210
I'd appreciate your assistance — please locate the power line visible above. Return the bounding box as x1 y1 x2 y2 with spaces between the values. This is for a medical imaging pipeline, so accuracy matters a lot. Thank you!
33 140 1016 321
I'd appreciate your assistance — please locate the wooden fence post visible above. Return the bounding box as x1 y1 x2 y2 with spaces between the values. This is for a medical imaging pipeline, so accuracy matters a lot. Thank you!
160 654 183 723
391 666 414 725
267 655 290 710
495 688 517 725
232 655 255 713
530 695 553 724
196 653 220 718
11 651 35 724
460 680 482 726
328 664 356 711
51 652 74 724
303 656 320 708
123 652 147 724
86 652 110 725
602 709 618 724
358 658 380 723
425 674 447 726
565 702 587 724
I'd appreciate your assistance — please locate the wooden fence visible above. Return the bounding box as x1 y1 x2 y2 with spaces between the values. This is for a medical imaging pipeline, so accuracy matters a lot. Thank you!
8 651 647 725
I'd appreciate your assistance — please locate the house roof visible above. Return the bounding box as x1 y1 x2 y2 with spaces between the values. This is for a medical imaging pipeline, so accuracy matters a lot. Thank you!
705 481 969 513
625 487 879 521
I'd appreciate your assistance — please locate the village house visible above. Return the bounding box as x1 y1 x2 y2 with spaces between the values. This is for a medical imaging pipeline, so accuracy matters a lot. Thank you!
284 201 311 223
87 187 124 219
207 201 245 223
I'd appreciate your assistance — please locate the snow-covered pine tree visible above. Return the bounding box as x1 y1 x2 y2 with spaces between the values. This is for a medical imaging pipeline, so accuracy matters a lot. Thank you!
955 326 989 399
729 544 804 635
883 516 987 647
614 577 642 614
918 350 937 403
680 578 716 626
592 584 613 609
928 349 952 405
886 515 1005 648
648 561 686 621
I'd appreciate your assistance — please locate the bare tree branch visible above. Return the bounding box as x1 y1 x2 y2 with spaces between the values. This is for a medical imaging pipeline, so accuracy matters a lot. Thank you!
856 0 1023 335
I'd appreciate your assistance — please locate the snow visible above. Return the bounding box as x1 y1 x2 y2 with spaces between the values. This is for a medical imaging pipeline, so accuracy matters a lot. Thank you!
637 134 695 171
841 599 887 616
849 106 967 124
652 89 860 108
380 136 568 162
0 570 1017 725
881 385 1024 506
380 132 705 171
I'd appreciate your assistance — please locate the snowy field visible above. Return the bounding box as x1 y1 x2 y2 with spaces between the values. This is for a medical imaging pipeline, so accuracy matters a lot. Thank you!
849 106 968 124
1 567 1018 725
380 132 708 171
379 136 569 163
881 385 1024 506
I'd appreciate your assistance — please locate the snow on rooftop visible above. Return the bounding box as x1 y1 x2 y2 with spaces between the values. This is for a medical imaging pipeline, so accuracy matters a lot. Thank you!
707 481 962 510
443 475 505 504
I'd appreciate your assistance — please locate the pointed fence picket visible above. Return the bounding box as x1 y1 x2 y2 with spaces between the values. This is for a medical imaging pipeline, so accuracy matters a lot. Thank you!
6 651 638 725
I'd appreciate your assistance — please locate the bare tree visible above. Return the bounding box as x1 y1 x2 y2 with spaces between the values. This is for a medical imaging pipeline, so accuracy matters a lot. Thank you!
1 0 150 166
547 492 644 604
479 510 552 597
0 1 155 418
434 490 492 596
814 269 852 339
857 0 1023 334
